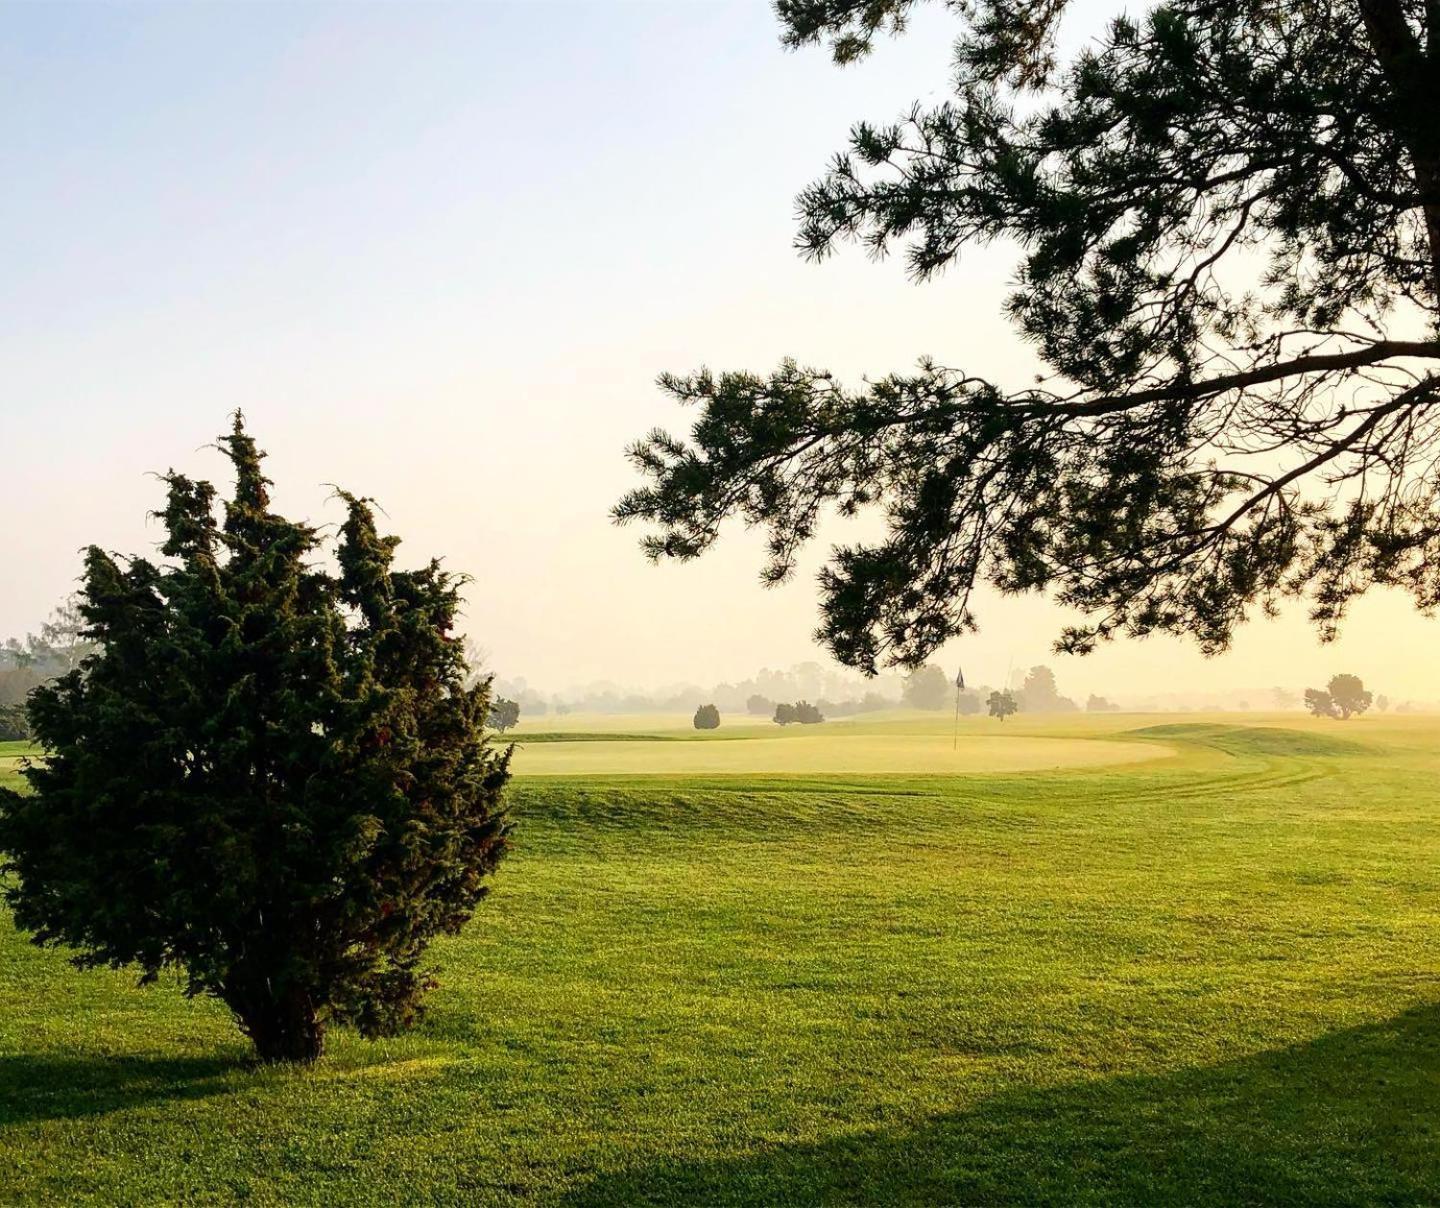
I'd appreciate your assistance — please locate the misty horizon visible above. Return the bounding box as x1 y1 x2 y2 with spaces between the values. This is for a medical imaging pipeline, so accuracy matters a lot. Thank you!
6 1 1440 700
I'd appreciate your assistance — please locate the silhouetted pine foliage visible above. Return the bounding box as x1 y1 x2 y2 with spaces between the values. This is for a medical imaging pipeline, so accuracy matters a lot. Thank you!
0 418 511 1063
617 0 1440 671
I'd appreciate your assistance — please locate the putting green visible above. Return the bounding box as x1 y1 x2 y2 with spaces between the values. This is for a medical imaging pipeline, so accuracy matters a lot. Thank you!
510 731 1170 776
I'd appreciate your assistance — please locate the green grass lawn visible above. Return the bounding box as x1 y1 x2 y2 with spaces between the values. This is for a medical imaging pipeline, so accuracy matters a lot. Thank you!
2 715 1438 1204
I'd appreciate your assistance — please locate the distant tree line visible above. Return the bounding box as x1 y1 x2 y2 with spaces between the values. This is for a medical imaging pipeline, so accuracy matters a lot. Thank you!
492 660 907 717
0 597 97 740
897 662 1130 717
477 656 1178 719
0 705 30 742
1015 667 1077 714
747 690 890 719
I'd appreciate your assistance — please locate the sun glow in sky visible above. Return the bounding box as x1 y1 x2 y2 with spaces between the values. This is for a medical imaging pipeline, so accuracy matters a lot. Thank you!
4 0 1439 701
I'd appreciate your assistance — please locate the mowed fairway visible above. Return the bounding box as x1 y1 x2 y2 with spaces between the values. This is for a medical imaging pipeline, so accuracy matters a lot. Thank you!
2 715 1439 1204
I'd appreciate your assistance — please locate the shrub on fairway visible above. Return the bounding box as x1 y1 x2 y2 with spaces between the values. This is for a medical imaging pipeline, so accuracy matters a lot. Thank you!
489 696 521 732
693 703 720 729
771 700 825 725
988 690 1018 721
0 418 511 1064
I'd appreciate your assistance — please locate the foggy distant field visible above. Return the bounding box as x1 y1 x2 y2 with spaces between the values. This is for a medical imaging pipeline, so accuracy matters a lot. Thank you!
2 714 1438 1203
505 712 1170 775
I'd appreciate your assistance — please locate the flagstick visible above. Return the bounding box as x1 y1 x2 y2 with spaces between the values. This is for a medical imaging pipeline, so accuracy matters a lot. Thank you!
953 665 964 751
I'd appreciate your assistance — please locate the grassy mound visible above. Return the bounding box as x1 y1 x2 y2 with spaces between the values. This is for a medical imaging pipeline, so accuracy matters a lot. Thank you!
504 731 679 744
509 732 1166 776
1125 723 1371 757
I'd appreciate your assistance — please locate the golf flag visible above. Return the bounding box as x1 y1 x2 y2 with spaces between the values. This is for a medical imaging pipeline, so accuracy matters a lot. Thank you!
955 667 965 692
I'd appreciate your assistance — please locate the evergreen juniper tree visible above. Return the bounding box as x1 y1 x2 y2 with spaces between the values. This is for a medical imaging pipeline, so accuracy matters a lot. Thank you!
0 418 511 1063
616 0 1440 671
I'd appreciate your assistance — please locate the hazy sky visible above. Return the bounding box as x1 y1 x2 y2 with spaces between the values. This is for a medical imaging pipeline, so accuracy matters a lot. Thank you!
5 0 1439 701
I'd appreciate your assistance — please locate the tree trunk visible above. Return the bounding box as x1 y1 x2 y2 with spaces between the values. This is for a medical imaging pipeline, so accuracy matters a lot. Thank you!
1358 0 1440 304
228 984 325 1064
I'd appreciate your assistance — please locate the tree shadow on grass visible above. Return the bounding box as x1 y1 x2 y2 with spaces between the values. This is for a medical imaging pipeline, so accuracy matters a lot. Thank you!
566 1003 1440 1206
0 1052 241 1127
